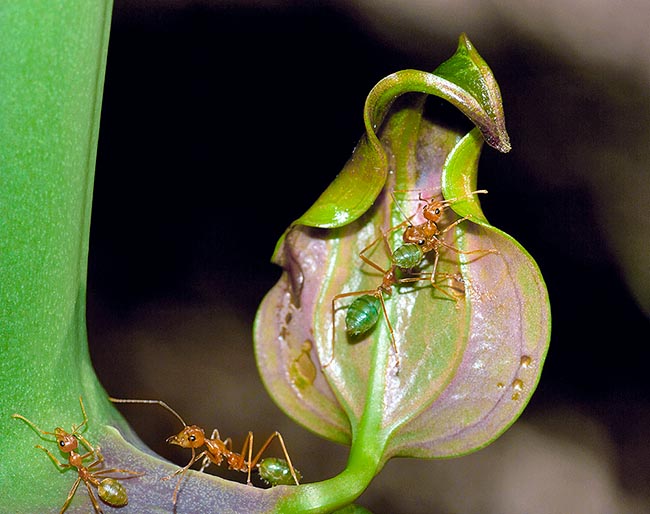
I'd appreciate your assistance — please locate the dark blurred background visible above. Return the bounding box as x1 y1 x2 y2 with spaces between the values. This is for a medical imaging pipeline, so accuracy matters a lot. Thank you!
89 2 650 513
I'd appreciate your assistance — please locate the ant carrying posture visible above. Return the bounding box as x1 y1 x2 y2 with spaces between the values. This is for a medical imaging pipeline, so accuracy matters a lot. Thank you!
328 258 461 371
396 189 496 281
327 189 495 370
12 396 142 514
109 397 301 507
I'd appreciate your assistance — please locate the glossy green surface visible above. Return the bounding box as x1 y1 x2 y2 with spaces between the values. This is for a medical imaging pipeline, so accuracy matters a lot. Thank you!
256 36 550 514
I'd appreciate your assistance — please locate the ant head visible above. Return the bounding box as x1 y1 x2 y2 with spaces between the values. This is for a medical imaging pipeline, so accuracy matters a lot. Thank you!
422 190 488 222
422 200 449 223
54 428 78 453
167 425 205 449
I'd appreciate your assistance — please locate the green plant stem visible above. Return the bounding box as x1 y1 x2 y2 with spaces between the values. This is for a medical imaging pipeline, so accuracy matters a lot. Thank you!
273 430 384 514
0 0 122 507
274 326 393 513
0 3 330 512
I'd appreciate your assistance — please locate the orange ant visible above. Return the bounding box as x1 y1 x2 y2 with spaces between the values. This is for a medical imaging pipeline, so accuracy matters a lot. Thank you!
327 253 461 371
12 397 142 514
394 189 497 281
109 397 301 507
325 189 493 370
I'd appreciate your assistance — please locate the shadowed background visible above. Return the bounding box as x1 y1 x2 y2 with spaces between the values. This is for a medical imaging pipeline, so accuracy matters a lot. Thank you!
89 2 650 513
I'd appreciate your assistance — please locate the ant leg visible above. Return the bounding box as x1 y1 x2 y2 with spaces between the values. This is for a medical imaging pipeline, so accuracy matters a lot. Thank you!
437 214 498 254
93 467 144 478
358 220 411 275
324 288 384 368
390 188 438 217
75 434 100 459
377 292 399 371
434 215 499 265
398 271 462 303
429 247 441 281
83 481 103 514
235 432 254 485
59 477 84 514
166 448 207 507
438 238 499 262
249 431 300 486
90 451 143 478
358 232 391 275
75 447 103 467
198 455 213 473
427 250 461 302
73 440 104 465
34 444 71 469
404 247 459 300
436 214 473 237
163 447 200 480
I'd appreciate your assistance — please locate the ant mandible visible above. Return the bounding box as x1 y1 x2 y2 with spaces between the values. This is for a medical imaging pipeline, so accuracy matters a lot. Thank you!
12 396 142 514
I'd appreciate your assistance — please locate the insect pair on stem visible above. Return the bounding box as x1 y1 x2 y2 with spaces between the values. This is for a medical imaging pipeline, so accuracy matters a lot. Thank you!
12 397 142 514
13 396 301 513
109 397 301 508
327 188 496 371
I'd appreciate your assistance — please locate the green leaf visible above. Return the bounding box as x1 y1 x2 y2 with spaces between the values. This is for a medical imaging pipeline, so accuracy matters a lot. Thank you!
389 128 550 458
256 95 463 446
433 34 510 153
332 504 374 514
288 33 510 234
0 3 119 508
255 39 550 512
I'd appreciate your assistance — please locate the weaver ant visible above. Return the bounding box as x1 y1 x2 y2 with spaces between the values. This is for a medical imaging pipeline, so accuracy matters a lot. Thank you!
110 397 301 507
326 189 494 370
328 259 461 372
12 396 142 514
395 189 496 281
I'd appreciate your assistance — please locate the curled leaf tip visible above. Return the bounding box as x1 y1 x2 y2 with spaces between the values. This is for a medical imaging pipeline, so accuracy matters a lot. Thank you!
287 33 511 235
435 33 512 153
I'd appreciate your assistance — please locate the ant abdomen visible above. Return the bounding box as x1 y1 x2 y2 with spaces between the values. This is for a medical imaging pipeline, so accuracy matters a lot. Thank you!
345 294 381 337
98 477 129 507
391 243 423 269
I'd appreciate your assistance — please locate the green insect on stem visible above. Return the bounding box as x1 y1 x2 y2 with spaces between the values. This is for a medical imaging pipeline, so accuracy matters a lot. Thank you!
258 458 303 487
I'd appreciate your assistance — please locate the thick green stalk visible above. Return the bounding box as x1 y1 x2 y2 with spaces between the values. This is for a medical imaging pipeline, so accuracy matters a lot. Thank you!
0 1 119 509
0 4 311 512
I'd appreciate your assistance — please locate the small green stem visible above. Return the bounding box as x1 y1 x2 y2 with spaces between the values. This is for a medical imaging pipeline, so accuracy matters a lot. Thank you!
273 430 385 513
275 326 393 513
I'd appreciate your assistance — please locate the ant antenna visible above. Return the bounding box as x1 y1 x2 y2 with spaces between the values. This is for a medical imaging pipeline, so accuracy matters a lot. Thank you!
109 397 187 427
